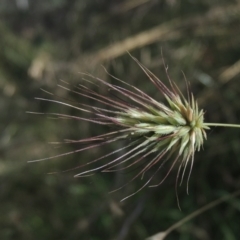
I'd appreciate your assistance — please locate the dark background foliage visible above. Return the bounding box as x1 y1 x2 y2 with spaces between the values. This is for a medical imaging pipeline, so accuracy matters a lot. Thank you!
1 0 240 239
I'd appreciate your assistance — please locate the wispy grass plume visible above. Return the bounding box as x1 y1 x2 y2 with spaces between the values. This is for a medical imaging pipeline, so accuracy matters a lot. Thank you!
28 55 240 202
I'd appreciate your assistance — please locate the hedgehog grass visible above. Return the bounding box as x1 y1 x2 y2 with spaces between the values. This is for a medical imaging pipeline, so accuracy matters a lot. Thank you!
29 55 240 203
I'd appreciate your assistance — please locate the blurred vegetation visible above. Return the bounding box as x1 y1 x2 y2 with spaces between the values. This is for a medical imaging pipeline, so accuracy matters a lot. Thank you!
1 0 240 239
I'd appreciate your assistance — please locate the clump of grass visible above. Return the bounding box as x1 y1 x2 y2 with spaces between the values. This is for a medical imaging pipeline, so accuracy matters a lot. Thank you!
28 55 240 202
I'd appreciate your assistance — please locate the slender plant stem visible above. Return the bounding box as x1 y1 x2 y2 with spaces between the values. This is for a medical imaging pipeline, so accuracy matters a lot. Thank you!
147 189 240 240
205 123 240 128
165 189 240 235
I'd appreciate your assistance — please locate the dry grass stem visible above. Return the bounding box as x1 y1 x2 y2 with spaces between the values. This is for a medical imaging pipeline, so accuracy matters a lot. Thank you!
147 189 240 240
219 59 240 83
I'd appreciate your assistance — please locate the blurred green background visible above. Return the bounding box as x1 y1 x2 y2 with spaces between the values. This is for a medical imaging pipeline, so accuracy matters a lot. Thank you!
1 0 240 239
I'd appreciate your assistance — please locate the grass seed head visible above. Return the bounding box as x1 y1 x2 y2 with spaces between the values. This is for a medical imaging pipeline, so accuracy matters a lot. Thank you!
31 55 210 201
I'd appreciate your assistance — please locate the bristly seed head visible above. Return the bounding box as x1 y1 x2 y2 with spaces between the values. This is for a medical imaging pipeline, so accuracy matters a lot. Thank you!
114 69 209 197
30 55 210 202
